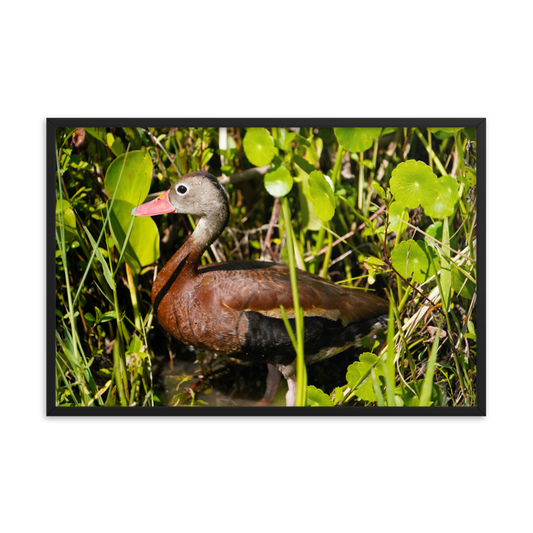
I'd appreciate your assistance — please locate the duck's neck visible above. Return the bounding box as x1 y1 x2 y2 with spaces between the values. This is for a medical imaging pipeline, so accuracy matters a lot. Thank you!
152 213 225 305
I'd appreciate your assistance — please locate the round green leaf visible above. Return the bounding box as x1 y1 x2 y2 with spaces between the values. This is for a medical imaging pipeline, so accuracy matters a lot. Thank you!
390 239 437 284
104 151 153 205
243 128 275 166
109 199 160 274
425 175 459 219
390 160 439 209
308 170 335 221
264 166 293 197
334 128 382 153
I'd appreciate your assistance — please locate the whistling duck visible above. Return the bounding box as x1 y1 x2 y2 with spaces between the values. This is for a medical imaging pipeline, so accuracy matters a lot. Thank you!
133 171 389 406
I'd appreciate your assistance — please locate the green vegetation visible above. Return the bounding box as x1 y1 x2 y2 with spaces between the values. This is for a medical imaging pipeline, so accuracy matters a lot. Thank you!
54 125 478 407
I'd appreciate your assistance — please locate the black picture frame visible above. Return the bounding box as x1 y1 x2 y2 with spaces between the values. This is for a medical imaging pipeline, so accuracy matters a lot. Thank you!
47 118 485 416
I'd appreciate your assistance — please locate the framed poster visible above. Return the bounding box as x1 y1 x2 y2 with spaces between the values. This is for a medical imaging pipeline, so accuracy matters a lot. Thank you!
47 118 485 415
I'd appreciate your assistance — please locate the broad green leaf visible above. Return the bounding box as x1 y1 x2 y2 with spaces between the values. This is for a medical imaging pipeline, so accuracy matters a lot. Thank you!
334 128 382 153
104 151 153 205
308 170 335 221
390 239 437 284
109 199 160 274
264 166 293 197
306 385 334 406
390 160 439 209
243 128 275 166
425 175 459 219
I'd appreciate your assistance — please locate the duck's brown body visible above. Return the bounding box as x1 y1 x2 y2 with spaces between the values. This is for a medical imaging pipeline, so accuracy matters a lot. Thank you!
151 216 388 370
135 171 388 402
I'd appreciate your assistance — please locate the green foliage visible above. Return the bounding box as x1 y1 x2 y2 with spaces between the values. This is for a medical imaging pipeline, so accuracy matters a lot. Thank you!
308 170 335 221
54 124 478 408
425 174 459 218
264 166 293 197
390 160 438 209
334 127 382 152
390 240 437 284
105 151 152 204
243 127 275 166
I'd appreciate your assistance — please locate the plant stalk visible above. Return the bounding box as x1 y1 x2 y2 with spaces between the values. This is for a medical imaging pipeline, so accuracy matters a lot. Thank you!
281 196 307 406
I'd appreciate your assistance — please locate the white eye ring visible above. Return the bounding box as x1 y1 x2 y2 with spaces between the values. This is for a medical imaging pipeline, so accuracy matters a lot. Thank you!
176 184 188 195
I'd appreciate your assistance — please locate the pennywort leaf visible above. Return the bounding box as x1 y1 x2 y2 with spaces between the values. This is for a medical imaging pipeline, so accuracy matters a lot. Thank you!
243 128 275 166
390 239 437 284
390 160 438 209
334 128 382 153
425 175 459 219
264 166 293 197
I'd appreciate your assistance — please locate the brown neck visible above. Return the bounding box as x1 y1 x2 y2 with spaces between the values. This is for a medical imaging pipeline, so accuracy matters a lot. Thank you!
151 214 225 308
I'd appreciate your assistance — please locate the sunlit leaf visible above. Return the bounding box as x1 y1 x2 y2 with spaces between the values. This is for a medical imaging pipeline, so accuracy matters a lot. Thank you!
390 160 438 209
346 352 384 402
264 166 293 197
243 128 275 166
306 385 334 406
109 200 160 274
308 170 335 221
425 175 459 219
390 239 437 284
334 128 382 153
104 151 153 205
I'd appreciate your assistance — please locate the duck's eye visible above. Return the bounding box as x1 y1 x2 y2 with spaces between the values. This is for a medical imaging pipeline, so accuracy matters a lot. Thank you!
177 184 188 195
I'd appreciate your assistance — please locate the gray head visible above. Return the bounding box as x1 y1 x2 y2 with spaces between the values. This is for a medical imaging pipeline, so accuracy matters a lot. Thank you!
168 172 229 227
134 171 229 226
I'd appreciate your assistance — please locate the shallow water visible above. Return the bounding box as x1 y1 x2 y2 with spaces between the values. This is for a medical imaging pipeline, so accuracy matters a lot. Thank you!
151 340 370 407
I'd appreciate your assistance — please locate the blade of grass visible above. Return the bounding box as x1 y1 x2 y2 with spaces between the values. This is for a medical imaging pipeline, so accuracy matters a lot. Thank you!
371 370 385 406
420 323 441 406
440 216 452 312
382 301 397 406
280 196 307 406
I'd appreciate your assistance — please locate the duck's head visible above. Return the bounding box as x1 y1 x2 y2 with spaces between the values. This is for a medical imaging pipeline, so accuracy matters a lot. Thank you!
133 172 229 230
